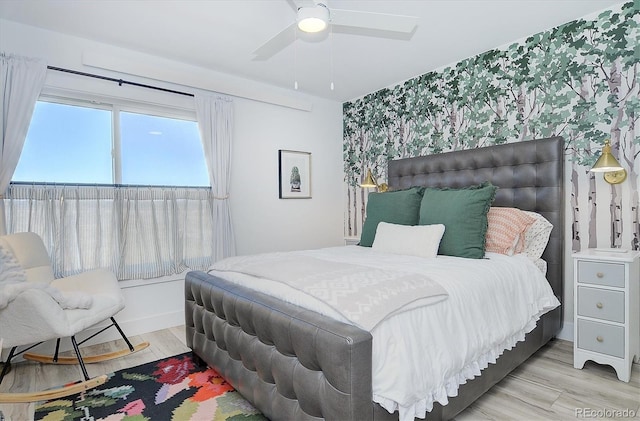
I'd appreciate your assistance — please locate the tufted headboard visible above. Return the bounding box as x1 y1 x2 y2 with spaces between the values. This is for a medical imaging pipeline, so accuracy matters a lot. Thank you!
388 136 565 337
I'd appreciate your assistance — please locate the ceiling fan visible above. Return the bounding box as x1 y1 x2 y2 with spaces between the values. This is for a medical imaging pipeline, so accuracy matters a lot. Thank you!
253 0 419 60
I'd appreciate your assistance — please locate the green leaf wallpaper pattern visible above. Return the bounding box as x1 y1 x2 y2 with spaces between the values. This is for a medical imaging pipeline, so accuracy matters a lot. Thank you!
343 1 639 252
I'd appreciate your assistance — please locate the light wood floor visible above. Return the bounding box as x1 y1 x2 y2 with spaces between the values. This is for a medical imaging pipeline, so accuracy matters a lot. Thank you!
0 329 638 420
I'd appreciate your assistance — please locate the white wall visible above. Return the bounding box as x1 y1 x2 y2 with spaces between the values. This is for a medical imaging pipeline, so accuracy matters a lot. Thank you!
0 20 344 347
232 96 344 255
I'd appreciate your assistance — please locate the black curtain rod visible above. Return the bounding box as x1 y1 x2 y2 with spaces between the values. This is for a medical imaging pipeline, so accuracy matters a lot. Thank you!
47 66 194 98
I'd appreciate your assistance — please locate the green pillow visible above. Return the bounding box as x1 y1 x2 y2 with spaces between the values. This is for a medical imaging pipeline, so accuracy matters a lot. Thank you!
419 182 497 259
359 187 424 247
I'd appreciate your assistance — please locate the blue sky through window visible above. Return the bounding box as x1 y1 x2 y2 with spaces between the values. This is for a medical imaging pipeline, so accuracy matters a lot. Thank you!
13 101 112 183
121 111 209 186
12 101 210 187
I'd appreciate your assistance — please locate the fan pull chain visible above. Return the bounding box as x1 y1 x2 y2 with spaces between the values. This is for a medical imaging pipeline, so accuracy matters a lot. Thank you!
329 24 334 90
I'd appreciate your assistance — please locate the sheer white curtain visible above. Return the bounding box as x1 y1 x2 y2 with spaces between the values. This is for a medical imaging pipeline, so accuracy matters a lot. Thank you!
4 184 216 280
0 53 47 235
194 93 236 261
1 59 229 279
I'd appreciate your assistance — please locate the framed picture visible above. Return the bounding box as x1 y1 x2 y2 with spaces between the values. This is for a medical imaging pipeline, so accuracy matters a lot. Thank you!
279 150 311 199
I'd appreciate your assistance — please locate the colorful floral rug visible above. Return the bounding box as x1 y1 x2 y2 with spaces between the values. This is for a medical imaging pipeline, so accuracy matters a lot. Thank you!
34 352 267 421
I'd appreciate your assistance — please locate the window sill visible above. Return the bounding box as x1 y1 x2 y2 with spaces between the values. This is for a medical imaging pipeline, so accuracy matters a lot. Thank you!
118 271 191 289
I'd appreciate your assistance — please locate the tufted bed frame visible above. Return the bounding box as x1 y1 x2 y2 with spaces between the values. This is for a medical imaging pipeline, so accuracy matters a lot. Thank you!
185 136 565 420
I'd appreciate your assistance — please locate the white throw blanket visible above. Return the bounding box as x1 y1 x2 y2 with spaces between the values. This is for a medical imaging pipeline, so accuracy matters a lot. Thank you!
212 253 448 331
0 244 92 310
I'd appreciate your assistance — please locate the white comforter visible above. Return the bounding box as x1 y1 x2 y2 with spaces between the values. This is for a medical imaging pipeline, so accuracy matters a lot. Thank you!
209 246 560 421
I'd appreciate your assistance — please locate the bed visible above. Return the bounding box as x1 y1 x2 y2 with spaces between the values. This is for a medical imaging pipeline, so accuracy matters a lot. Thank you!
185 136 565 420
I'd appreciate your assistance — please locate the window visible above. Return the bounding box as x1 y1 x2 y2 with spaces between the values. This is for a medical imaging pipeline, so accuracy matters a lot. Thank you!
13 101 113 183
6 97 216 281
120 111 208 186
13 99 209 187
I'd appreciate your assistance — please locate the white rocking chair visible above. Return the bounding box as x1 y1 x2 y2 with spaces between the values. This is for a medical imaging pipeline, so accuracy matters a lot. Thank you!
0 232 149 402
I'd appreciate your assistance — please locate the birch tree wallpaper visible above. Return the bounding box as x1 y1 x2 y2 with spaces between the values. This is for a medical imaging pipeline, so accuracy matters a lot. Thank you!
343 1 639 252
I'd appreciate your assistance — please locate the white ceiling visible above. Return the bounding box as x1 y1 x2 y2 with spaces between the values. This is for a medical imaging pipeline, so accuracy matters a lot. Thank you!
0 0 623 102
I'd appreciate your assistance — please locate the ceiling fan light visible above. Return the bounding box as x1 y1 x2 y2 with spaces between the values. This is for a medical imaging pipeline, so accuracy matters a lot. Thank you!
297 6 329 33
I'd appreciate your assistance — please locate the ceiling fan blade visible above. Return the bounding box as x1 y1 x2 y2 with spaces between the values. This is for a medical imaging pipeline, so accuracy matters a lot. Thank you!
330 8 418 34
290 0 316 9
252 23 297 60
286 0 298 12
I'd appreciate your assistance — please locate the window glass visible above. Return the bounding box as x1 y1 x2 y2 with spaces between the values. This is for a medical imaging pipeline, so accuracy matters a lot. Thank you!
13 101 113 183
120 111 209 186
12 100 210 187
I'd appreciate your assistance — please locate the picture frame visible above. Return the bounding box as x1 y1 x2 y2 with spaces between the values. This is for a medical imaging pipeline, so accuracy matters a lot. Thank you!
279 150 311 199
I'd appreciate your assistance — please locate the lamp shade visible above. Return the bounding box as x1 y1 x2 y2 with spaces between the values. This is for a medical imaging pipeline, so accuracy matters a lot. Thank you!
591 140 623 172
297 6 329 33
360 168 377 188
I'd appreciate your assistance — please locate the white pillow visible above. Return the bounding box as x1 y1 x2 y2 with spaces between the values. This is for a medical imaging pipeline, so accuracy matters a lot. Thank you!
522 211 553 260
372 222 445 258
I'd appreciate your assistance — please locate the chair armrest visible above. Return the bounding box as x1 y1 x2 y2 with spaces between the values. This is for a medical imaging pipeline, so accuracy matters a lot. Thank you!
51 269 121 297
0 289 73 347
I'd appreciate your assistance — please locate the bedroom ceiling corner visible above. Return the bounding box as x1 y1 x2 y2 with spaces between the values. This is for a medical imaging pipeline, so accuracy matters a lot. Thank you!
0 0 625 102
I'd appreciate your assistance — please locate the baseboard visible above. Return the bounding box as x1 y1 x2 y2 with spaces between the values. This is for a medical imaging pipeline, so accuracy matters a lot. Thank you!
59 309 184 349
556 322 574 342
114 310 184 339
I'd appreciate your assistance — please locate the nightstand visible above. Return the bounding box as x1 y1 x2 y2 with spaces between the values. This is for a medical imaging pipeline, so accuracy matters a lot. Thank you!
573 249 639 382
344 237 360 246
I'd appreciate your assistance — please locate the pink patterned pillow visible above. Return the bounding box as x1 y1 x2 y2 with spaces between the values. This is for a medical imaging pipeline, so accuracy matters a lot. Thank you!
485 207 536 255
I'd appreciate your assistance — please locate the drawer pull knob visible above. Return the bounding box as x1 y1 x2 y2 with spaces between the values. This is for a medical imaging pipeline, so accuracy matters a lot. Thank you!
596 272 604 278
596 336 604 343
596 302 603 309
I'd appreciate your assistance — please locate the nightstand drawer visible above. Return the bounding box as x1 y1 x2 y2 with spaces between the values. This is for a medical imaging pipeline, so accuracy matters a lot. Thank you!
577 287 624 323
577 261 625 287
577 319 624 358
